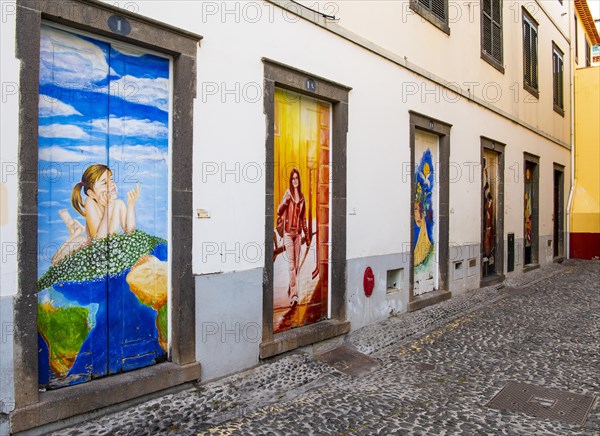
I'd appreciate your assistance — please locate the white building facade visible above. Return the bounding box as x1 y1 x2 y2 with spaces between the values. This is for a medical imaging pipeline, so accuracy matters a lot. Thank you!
0 0 574 432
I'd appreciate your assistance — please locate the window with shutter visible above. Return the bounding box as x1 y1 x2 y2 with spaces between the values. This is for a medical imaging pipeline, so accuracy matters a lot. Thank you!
585 38 591 67
552 43 564 115
522 9 539 97
411 0 449 34
481 0 504 72
575 16 579 64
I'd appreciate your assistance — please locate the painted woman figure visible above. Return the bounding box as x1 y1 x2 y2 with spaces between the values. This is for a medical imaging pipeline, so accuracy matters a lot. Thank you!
277 168 310 306
51 164 140 264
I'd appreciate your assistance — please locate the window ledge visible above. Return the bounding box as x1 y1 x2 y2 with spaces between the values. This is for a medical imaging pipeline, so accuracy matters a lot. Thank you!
409 1 450 35
481 52 505 74
553 105 565 117
523 82 539 99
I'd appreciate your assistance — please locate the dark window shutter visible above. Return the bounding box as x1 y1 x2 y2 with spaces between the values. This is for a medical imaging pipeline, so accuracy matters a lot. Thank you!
432 0 445 20
523 22 531 84
483 14 493 55
532 29 538 89
417 0 446 21
482 0 503 65
492 22 502 61
523 13 538 91
553 52 559 106
491 0 501 21
559 57 564 107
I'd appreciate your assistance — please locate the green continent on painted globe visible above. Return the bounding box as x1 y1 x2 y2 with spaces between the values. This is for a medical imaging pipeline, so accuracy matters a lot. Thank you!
157 305 168 351
38 231 166 291
38 302 90 377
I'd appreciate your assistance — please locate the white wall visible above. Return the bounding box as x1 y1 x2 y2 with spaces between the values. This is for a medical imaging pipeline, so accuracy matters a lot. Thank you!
298 0 572 145
0 0 571 389
91 0 570 272
0 0 19 299
0 4 19 417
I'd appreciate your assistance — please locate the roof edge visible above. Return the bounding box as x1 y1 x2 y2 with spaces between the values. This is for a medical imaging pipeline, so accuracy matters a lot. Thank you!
575 0 600 45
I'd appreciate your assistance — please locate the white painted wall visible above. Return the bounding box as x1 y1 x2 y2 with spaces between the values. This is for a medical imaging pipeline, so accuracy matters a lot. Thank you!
298 0 572 145
0 1 19 299
0 4 19 418
0 0 573 390
91 0 570 272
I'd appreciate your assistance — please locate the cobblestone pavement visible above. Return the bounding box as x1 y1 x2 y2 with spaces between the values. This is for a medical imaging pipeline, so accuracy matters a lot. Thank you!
52 260 599 435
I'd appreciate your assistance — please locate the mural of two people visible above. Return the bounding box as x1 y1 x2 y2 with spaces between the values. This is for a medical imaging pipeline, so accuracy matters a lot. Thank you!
273 89 331 333
37 25 169 389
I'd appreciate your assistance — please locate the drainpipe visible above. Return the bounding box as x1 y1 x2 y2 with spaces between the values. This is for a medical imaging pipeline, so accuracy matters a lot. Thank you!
566 4 576 259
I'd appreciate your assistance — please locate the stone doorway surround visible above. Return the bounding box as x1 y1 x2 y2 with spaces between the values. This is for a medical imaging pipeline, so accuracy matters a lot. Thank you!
480 137 506 287
260 59 351 359
12 0 201 432
408 111 451 312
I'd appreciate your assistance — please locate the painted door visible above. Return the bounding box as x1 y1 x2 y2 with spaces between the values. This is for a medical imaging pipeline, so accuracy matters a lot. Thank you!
524 161 536 265
273 89 331 333
37 25 170 389
482 150 499 277
413 130 439 296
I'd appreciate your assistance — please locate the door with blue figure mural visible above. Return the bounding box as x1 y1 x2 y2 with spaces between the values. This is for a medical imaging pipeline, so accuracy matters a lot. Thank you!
413 130 439 296
37 25 170 389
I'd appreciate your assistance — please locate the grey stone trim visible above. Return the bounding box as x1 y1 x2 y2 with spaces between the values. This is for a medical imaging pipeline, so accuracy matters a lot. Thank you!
480 137 506 286
261 59 350 355
264 1 571 151
259 320 350 359
10 362 201 434
408 289 452 312
13 0 200 429
408 111 451 309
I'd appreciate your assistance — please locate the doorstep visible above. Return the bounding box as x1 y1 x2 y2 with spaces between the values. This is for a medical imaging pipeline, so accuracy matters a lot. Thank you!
260 319 351 359
10 361 200 433
408 290 452 312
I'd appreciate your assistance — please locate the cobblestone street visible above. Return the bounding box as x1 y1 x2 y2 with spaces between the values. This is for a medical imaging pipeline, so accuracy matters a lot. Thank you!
50 260 599 435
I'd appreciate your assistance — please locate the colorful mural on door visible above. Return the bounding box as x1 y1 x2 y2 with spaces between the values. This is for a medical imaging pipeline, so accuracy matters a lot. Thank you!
482 151 498 277
37 25 170 389
273 89 331 333
524 163 535 265
413 133 438 296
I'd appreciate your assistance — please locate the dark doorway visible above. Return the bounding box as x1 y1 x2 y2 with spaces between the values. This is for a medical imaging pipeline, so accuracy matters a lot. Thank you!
553 167 564 258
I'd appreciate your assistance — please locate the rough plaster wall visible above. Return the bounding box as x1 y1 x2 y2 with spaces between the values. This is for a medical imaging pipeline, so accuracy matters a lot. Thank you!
0 8 18 419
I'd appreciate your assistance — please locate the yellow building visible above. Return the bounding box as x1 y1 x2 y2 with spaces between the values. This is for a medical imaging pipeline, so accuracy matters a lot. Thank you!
570 0 600 258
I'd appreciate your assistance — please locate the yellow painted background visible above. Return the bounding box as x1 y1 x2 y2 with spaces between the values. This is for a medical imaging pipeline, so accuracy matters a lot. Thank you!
572 67 600 233
274 89 328 227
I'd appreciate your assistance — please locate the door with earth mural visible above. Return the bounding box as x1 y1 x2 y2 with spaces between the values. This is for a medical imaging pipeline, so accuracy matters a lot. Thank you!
37 25 170 389
413 130 439 296
273 89 331 333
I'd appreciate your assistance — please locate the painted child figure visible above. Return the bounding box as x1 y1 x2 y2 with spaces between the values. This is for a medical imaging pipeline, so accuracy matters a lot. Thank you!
51 164 140 265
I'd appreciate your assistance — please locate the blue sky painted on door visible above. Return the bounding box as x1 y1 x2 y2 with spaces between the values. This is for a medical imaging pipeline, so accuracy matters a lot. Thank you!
38 25 170 276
